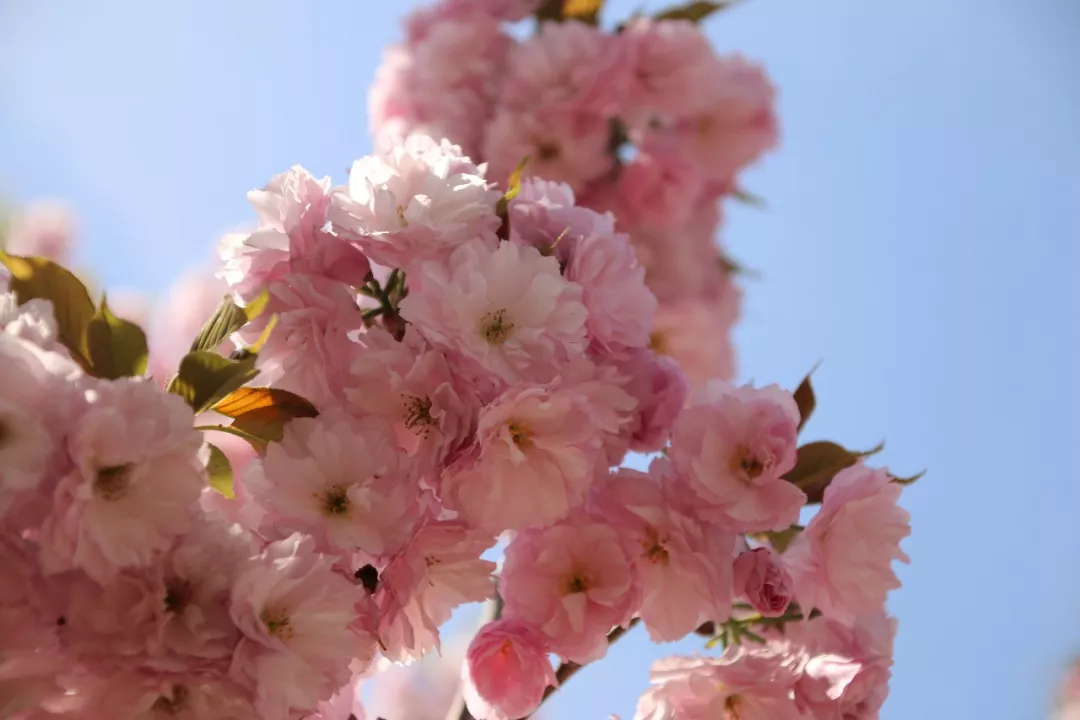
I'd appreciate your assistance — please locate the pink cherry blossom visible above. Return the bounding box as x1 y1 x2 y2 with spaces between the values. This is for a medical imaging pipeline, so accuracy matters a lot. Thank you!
1 293 60 351
311 671 367 720
219 166 370 302
613 349 689 454
500 512 640 663
38 378 204 583
668 54 779 184
552 357 638 466
785 464 911 623
499 20 629 116
230 534 368 720
668 381 806 532
241 410 418 558
250 274 364 410
376 520 497 662
633 651 805 720
790 611 897 719
590 467 734 642
566 225 656 356
650 293 740 387
399 240 587 386
614 149 705 232
733 547 793 619
620 19 717 124
0 334 70 523
345 326 479 474
5 200 76 262
371 16 510 159
463 618 557 720
441 382 603 533
483 107 614 191
330 135 501 270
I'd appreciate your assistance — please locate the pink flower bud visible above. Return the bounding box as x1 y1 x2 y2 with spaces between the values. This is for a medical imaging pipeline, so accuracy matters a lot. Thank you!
733 547 793 618
463 619 557 720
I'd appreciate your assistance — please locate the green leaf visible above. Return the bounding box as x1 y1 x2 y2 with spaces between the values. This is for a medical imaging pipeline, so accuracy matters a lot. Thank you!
783 440 885 504
204 443 234 498
793 363 820 433
211 386 318 444
732 186 766 207
496 156 531 241
86 297 149 379
167 350 259 414
190 289 269 353
654 0 736 22
196 424 269 453
0 252 94 369
756 525 802 554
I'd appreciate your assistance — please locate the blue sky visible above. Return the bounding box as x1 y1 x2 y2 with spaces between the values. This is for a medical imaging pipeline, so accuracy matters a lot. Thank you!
2 1 1078 718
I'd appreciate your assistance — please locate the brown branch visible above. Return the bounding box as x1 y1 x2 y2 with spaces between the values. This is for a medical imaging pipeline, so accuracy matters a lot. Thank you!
529 617 641 716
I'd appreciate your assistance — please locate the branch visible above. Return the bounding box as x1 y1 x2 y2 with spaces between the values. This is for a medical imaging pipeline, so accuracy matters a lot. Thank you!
529 617 641 716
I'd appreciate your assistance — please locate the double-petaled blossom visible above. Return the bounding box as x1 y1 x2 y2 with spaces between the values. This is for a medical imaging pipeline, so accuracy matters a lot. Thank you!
375 520 497 662
440 381 603 533
241 410 419 558
330 135 501 271
785 464 911 624
668 381 806 532
400 240 588 388
500 511 640 664
463 619 557 720
38 378 205 583
591 466 735 642
229 534 374 720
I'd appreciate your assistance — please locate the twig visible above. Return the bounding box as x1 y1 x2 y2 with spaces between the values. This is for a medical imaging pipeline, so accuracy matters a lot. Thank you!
529 618 641 716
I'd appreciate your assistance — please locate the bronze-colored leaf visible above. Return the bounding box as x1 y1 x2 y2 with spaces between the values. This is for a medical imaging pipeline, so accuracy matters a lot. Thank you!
190 289 269 354
793 363 820 432
563 0 604 24
0 252 94 369
783 440 885 504
167 350 259 414
204 443 234 498
891 469 926 486
212 387 318 421
211 387 319 446
86 297 149 379
535 0 565 21
654 0 735 22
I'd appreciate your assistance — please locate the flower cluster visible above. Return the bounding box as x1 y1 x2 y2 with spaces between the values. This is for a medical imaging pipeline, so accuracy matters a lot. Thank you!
369 0 777 387
0 4 919 718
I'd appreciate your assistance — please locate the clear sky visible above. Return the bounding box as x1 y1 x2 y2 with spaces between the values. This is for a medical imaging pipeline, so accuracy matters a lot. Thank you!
2 1 1078 718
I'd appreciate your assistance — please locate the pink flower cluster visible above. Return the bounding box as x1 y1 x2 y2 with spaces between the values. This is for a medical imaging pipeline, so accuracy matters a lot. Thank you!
370 1 778 386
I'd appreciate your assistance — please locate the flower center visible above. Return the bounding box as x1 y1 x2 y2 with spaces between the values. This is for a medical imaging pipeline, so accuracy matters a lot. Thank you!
163 577 193 613
733 447 764 481
261 606 293 640
0 419 9 449
94 463 134 501
151 684 189 715
537 140 561 161
402 394 434 436
480 309 514 345
648 331 667 355
396 203 408 227
641 529 670 566
563 570 593 595
507 421 532 449
320 485 351 517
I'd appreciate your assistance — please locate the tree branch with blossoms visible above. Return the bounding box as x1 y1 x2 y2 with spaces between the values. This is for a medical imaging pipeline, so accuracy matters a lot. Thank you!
0 1 922 719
